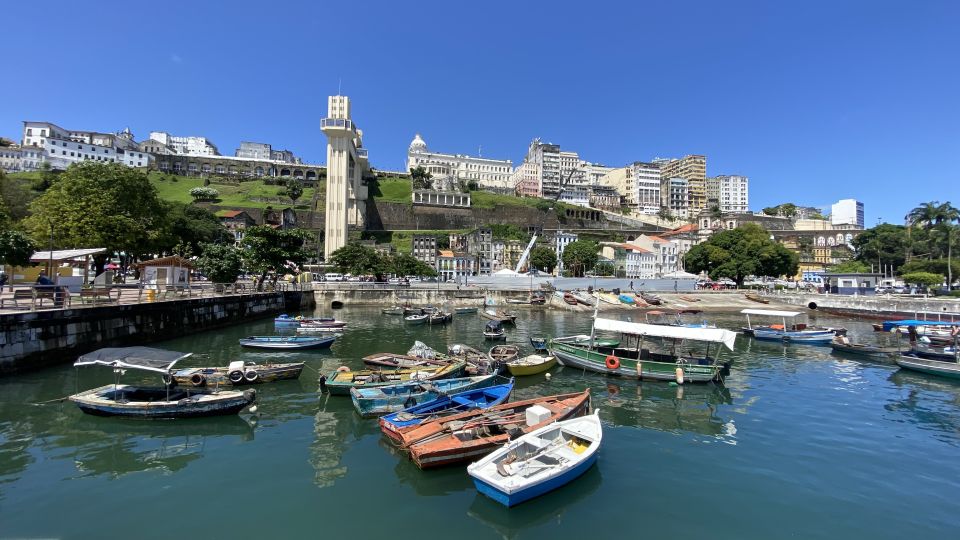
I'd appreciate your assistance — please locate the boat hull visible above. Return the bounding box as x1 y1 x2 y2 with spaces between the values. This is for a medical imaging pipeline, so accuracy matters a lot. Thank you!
506 356 557 376
351 375 499 418
324 362 467 396
172 363 303 386
473 449 597 507
379 382 514 443
550 341 722 383
752 329 833 344
69 384 255 418
829 343 898 359
239 337 335 350
896 355 960 379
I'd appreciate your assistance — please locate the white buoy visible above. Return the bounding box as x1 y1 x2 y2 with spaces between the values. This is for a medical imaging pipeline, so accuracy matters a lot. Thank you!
675 367 685 385
636 362 643 378
545 372 552 381
249 405 259 414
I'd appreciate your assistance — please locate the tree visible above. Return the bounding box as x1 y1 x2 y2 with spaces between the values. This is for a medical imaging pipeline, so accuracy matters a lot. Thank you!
683 223 799 286
852 223 910 272
709 205 723 221
329 243 389 279
23 162 163 274
0 229 36 268
241 226 311 289
906 201 959 289
900 259 960 279
154 202 231 256
189 186 219 201
529 246 557 273
828 260 870 273
391 253 437 278
561 240 599 277
762 203 798 217
410 166 433 190
656 207 674 226
196 243 243 283
0 170 34 223
31 162 58 192
594 261 615 276
901 271 943 291
285 179 304 204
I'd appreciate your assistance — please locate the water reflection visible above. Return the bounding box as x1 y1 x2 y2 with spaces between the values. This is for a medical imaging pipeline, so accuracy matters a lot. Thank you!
885 371 960 446
467 465 603 539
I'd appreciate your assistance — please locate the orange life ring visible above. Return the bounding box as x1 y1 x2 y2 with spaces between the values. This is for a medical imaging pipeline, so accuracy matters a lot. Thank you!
605 355 620 370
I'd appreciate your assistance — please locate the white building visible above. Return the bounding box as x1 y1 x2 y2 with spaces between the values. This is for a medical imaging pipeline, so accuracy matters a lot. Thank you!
622 243 657 278
321 95 370 259
631 235 680 276
0 144 44 172
706 175 749 213
407 134 513 193
632 162 662 215
555 231 578 275
149 131 219 156
661 177 689 219
20 122 152 170
558 187 590 207
831 199 864 228
236 141 300 163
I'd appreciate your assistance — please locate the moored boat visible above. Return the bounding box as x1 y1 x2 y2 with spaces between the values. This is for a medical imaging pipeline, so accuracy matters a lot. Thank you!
402 389 592 469
506 354 557 376
829 336 899 360
489 344 520 364
239 335 336 350
323 361 467 396
618 294 636 306
299 319 347 329
427 311 453 325
351 374 502 417
363 352 453 369
595 292 620 305
172 360 304 386
529 336 549 352
572 291 595 306
405 313 429 325
895 350 960 379
69 347 256 418
455 306 479 314
379 380 515 443
382 306 406 315
563 293 578 306
741 309 834 344
481 309 518 324
484 320 506 340
467 409 602 507
744 293 769 304
640 292 662 305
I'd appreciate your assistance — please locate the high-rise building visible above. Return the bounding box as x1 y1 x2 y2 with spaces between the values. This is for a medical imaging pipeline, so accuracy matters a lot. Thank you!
706 175 749 213
657 155 706 213
515 138 585 199
661 177 689 218
148 131 219 156
406 134 513 193
831 199 864 228
321 95 370 259
412 235 438 268
632 162 662 215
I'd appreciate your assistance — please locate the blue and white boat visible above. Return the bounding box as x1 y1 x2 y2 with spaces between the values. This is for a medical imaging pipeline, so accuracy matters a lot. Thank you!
467 409 602 507
741 309 834 344
618 294 636 306
350 374 503 417
238 335 336 350
379 380 514 442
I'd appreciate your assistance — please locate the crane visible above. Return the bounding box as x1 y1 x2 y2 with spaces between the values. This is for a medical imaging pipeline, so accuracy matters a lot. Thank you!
514 164 583 273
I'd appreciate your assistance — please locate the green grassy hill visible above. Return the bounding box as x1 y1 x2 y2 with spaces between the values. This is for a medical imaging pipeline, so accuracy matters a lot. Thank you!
148 172 315 209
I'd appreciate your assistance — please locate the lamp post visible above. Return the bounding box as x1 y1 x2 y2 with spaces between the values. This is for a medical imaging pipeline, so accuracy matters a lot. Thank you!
47 219 55 284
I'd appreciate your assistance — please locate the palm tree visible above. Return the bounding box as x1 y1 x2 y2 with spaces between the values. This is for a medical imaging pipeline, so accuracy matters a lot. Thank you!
906 201 959 289
938 203 959 289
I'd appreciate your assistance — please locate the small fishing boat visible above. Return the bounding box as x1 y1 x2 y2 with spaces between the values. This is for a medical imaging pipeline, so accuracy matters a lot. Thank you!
379 380 515 443
402 390 591 469
639 292 662 305
489 344 520 364
295 325 344 334
563 293 578 306
506 354 557 376
530 292 547 306
455 306 479 314
744 293 769 304
481 309 518 324
403 307 424 316
362 352 453 369
595 292 620 305
172 360 304 386
618 294 636 306
323 361 467 396
572 291 594 306
427 311 453 325
529 337 549 353
895 350 960 379
468 410 602 507
274 314 339 325
69 347 257 418
829 336 899 359
484 320 506 340
351 374 501 417
382 306 406 315
299 319 347 329
405 313 429 325
448 344 502 375
239 335 336 350
741 309 833 344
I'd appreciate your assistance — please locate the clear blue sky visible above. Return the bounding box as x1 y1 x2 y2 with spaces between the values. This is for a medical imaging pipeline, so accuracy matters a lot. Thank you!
3 0 958 225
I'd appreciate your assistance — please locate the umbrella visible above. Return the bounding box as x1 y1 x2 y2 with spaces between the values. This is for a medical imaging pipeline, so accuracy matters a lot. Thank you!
105 263 120 270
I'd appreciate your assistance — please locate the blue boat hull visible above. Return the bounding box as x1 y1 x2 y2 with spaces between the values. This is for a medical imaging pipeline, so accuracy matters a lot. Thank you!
380 382 513 440
473 451 598 507
353 376 500 417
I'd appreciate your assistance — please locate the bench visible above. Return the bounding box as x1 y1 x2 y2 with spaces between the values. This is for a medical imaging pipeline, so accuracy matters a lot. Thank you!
0 288 71 309
0 289 35 309
80 288 118 304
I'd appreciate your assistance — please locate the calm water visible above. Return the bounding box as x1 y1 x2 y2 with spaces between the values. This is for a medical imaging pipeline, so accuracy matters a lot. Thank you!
1 308 959 539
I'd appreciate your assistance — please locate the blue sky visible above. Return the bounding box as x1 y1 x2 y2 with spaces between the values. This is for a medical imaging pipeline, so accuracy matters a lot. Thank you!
3 0 958 225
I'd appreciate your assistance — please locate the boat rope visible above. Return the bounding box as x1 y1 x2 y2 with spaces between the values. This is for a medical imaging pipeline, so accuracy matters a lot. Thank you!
32 395 72 405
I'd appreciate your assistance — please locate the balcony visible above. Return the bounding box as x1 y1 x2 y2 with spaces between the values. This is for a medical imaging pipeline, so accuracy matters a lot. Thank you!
320 118 358 137
355 148 368 160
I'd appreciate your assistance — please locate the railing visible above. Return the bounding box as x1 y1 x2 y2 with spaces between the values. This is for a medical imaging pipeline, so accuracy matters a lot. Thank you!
320 118 357 136
355 148 368 159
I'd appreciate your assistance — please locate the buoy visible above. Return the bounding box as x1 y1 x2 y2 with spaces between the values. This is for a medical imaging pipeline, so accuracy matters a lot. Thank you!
675 367 685 384
337 366 350 372
605 355 620 370
244 370 259 383
248 404 259 414
636 361 642 378
190 373 206 387
545 373 552 381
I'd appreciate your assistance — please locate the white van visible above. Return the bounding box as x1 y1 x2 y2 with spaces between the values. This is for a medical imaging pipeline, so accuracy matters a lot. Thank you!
324 273 344 282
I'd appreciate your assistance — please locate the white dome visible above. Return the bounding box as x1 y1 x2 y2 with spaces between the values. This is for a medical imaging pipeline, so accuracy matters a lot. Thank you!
409 133 427 153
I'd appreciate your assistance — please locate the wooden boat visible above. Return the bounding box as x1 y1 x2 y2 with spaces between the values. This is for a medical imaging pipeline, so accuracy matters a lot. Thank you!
895 351 960 379
529 292 547 306
448 344 502 375
402 390 592 469
363 352 452 369
403 307 424 316
295 325 344 334
323 360 467 396
239 335 336 350
351 374 501 417
529 337 549 352
679 295 701 303
484 320 506 340
618 294 636 306
595 292 620 305
172 360 304 386
741 309 834 344
299 319 347 329
829 337 899 359
427 311 452 325
69 347 256 418
382 306 406 315
506 354 557 376
481 309 518 324
744 293 769 304
639 292 662 305
489 344 520 364
550 319 736 383
405 313 429 325
455 306 478 314
275 315 341 325
379 380 515 443
572 291 594 306
468 410 602 507
563 293 578 306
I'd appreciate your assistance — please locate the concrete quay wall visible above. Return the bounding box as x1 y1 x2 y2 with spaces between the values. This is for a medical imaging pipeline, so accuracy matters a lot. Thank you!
770 293 960 319
0 292 314 375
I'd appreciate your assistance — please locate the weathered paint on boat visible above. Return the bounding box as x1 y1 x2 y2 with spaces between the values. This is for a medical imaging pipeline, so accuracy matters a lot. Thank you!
69 384 256 418
752 328 834 344
324 361 467 396
549 340 723 383
239 336 336 350
506 355 557 376
350 374 500 417
895 354 960 379
379 381 514 443
171 362 303 386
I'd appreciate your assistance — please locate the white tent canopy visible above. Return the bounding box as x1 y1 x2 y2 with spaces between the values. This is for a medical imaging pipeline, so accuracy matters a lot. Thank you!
662 270 699 279
594 318 737 350
30 248 107 262
740 309 802 318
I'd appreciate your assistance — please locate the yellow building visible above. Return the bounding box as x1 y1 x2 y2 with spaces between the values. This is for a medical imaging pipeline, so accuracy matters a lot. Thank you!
658 155 706 214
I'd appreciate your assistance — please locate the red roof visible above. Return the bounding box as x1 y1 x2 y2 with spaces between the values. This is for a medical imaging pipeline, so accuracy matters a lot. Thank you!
663 223 698 235
218 210 244 218
622 243 652 253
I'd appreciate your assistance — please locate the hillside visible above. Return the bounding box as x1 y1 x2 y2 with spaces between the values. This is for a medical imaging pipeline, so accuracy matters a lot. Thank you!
148 172 315 210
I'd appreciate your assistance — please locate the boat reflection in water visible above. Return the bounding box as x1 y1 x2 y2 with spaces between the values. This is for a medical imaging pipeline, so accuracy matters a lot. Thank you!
885 370 960 445
466 465 603 540
310 392 380 488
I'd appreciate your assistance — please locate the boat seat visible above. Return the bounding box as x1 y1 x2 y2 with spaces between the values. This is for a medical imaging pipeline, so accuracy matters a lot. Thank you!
228 361 244 372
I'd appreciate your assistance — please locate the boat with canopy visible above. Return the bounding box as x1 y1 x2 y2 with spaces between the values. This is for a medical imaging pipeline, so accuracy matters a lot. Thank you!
740 309 834 343
69 347 257 418
549 317 736 383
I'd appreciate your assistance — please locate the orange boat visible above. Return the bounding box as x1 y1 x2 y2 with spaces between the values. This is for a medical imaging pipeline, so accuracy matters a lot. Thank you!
401 389 591 469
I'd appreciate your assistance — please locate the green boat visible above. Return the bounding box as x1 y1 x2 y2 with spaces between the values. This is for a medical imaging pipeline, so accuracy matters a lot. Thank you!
323 360 467 396
549 318 736 384
895 351 960 380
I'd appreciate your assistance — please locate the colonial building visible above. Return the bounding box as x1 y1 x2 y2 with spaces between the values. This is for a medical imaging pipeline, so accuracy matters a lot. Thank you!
321 95 371 259
437 250 475 282
150 152 325 184
20 122 152 170
236 141 301 163
217 210 257 245
630 235 680 277
589 185 621 212
622 243 657 278
407 134 513 193
149 131 219 156
706 175 749 213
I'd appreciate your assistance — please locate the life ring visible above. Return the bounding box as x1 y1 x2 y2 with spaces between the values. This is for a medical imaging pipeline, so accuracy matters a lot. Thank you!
337 366 350 373
229 370 244 383
605 355 620 370
244 370 259 383
190 373 206 387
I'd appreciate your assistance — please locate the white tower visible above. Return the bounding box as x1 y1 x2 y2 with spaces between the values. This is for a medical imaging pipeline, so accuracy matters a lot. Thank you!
321 95 369 259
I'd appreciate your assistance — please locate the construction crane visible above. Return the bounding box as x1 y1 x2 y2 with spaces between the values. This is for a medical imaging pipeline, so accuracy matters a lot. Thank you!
514 165 583 273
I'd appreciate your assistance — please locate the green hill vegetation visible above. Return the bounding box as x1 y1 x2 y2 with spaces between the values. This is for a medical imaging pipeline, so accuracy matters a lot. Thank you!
147 172 315 209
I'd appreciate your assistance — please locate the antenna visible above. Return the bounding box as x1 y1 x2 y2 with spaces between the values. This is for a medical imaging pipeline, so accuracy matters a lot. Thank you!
478 144 482 157
338 78 342 95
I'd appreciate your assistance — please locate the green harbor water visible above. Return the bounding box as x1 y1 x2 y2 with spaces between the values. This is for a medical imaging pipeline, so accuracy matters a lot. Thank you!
1 307 959 539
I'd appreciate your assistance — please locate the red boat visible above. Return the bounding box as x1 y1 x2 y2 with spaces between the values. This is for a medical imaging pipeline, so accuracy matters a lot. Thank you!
401 390 591 469
563 293 578 306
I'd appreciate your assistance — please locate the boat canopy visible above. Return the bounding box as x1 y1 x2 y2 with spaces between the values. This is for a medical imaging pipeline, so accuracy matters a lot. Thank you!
485 320 503 331
594 318 737 350
881 319 960 331
740 309 802 318
74 347 192 374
